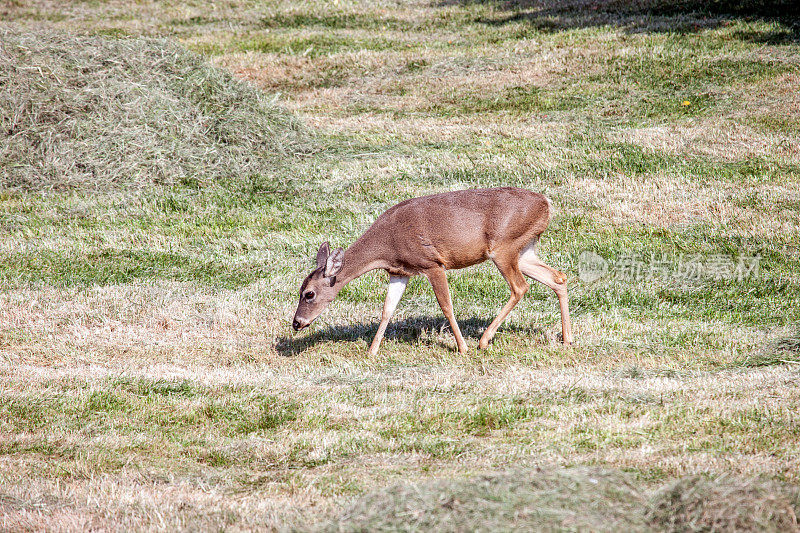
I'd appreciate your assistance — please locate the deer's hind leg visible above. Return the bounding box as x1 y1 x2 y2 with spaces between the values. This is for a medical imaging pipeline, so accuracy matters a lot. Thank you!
478 249 530 349
518 243 573 345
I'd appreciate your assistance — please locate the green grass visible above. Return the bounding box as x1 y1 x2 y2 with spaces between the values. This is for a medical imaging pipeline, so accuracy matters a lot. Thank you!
238 33 398 57
0 248 274 289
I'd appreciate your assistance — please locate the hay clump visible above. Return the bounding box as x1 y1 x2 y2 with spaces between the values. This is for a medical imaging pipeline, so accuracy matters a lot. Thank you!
647 475 800 532
315 467 648 532
0 27 307 191
314 467 800 533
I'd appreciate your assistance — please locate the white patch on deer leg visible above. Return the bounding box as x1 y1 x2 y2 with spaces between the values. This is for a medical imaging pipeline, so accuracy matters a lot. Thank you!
383 275 409 319
368 275 409 355
518 242 539 268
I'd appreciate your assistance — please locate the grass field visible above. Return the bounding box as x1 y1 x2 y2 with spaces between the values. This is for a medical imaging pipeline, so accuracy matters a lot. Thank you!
2 0 800 530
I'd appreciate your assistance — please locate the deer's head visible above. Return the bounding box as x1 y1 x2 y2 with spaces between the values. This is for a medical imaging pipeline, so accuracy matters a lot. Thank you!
292 242 344 331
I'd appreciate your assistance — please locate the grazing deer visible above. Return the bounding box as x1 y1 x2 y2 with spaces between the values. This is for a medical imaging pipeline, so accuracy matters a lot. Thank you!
292 187 573 355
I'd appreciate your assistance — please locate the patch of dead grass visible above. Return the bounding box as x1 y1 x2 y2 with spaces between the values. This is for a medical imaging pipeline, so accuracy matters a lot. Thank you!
611 119 800 163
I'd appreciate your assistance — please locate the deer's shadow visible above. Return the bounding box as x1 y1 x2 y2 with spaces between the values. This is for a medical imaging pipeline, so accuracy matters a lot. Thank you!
275 315 546 356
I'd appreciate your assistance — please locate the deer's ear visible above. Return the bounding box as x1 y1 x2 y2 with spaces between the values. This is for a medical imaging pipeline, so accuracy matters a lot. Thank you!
316 242 331 270
325 248 344 278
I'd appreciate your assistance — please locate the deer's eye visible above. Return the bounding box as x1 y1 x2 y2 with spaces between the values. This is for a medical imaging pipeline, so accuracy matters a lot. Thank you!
304 291 315 301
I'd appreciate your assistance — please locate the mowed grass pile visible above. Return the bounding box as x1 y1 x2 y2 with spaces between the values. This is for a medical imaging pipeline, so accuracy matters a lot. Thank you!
318 468 648 532
649 475 800 532
318 468 800 532
0 27 306 191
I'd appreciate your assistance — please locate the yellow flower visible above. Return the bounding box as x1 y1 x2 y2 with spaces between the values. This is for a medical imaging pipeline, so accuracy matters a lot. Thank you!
681 100 691 106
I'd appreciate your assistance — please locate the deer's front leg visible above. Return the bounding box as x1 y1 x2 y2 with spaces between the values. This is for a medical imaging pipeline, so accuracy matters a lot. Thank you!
368 275 409 356
425 267 468 354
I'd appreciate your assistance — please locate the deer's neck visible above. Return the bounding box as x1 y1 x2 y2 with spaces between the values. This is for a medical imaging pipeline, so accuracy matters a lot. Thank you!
334 232 386 289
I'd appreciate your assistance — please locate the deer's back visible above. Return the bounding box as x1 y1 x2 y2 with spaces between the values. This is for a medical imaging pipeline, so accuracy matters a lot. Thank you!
369 187 551 272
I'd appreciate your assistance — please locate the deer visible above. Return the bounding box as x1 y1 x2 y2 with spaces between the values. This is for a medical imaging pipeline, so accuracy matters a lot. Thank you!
292 187 573 355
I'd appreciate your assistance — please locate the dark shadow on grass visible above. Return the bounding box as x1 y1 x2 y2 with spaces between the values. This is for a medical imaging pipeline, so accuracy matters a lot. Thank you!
275 315 546 356
437 0 800 41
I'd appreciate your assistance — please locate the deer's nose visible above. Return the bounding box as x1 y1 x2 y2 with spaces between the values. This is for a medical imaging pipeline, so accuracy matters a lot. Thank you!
293 319 306 331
